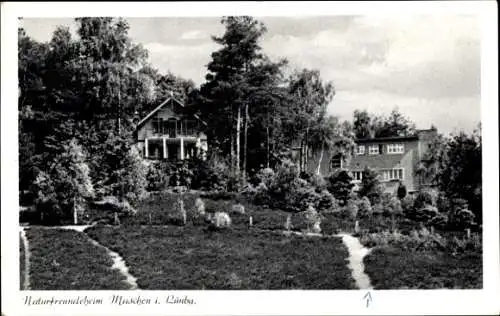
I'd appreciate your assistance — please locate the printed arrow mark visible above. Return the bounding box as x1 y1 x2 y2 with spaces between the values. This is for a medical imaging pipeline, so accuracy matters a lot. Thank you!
363 291 372 308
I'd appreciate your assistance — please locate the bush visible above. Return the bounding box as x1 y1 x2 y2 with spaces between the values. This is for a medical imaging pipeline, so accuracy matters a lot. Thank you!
169 162 194 188
253 168 275 187
207 212 231 230
344 199 359 219
450 208 476 230
191 197 206 221
414 205 439 223
387 197 403 215
287 178 320 212
146 161 174 192
401 195 415 214
291 205 321 233
231 204 245 215
326 170 354 206
317 190 338 213
414 190 435 209
253 182 271 206
358 167 384 205
309 174 327 192
191 158 231 191
360 227 446 251
397 182 407 199
357 197 373 218
429 212 448 229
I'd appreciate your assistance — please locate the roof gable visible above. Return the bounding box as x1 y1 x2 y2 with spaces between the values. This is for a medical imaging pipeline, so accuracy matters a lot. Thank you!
137 97 184 127
136 97 207 128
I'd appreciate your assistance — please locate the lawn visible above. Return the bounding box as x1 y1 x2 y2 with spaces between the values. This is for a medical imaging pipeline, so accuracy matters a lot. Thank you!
85 225 356 290
363 246 482 289
25 228 130 290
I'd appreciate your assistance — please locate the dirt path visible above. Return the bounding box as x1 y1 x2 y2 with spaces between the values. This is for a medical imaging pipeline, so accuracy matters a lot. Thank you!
24 225 139 290
336 233 373 289
59 225 139 290
19 227 31 290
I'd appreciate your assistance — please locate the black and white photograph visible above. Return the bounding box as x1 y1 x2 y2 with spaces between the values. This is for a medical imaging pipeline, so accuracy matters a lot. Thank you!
2 1 499 316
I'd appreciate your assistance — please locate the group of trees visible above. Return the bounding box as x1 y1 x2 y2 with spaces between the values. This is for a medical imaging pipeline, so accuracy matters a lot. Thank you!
18 16 482 225
353 108 416 139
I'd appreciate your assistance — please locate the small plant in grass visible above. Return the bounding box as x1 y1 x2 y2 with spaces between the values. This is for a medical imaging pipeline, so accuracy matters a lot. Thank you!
206 212 231 230
231 204 245 215
284 214 292 231
191 198 206 225
304 205 321 234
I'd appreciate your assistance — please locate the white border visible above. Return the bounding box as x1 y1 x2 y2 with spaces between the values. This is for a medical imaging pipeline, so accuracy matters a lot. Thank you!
2 2 499 316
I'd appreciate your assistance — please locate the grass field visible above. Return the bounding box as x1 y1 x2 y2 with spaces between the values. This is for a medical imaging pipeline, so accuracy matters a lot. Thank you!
25 228 130 290
86 225 356 290
363 246 482 289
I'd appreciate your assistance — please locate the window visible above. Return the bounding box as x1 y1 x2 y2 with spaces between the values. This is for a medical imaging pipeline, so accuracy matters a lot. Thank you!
387 143 404 154
380 168 404 181
352 171 363 182
368 145 379 155
331 154 342 169
356 145 365 155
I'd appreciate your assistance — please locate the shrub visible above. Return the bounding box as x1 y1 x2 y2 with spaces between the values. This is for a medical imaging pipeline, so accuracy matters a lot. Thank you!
450 208 476 230
231 204 245 215
309 174 327 192
146 161 174 192
326 170 354 206
387 197 403 215
207 212 232 230
253 168 275 187
291 205 321 233
360 227 446 251
317 190 338 213
414 190 435 209
429 212 448 229
169 162 194 189
345 199 359 219
414 205 439 223
191 158 231 191
401 195 415 214
357 197 373 218
253 182 271 206
287 178 320 212
397 182 407 199
192 198 206 217
358 167 384 205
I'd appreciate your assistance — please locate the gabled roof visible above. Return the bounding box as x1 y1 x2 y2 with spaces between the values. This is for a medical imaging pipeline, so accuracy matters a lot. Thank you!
136 97 207 128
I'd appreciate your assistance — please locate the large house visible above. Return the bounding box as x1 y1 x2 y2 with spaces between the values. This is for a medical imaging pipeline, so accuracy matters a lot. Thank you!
135 97 208 161
296 128 438 194
344 128 438 194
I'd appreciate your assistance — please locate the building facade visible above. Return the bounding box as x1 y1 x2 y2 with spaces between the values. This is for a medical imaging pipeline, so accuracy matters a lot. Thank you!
344 128 438 193
135 97 208 161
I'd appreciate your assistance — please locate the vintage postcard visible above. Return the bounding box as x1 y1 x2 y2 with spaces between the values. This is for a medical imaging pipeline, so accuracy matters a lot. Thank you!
1 1 499 316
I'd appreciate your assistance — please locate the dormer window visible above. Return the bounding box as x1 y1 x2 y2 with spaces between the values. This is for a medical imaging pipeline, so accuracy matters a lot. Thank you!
387 143 404 154
368 144 379 155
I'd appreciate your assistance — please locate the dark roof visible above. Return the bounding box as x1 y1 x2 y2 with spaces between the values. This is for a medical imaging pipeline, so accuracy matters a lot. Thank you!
355 129 439 144
355 135 419 143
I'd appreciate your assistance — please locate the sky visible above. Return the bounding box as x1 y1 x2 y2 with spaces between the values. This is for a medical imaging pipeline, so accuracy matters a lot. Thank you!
20 15 481 135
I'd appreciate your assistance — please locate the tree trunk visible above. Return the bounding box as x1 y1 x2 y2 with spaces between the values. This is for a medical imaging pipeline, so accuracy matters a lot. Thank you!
316 141 325 175
236 104 241 178
243 103 249 182
266 125 270 169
